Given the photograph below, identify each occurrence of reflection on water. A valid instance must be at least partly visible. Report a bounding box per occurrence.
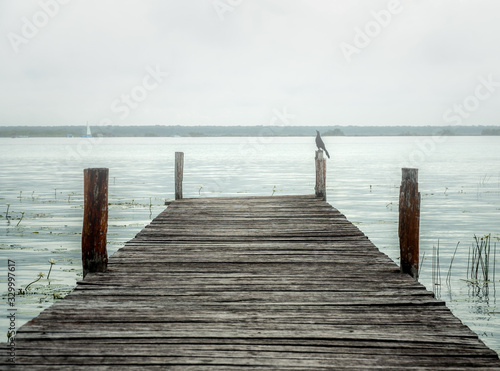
[0,136,499,354]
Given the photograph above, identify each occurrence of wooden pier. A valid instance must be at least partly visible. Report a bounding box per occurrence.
[4,194,500,369]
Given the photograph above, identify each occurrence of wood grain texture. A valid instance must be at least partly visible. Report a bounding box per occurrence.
[399,168,420,279]
[3,194,499,369]
[315,150,326,200]
[175,152,184,200]
[81,168,108,278]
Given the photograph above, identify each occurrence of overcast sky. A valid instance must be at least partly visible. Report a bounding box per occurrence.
[1,0,500,127]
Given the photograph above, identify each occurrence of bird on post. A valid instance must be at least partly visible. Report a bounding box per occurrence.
[315,130,330,159]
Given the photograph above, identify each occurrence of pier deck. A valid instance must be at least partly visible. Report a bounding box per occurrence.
[5,195,500,369]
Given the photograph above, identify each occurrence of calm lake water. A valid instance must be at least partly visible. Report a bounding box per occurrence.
[1,136,499,354]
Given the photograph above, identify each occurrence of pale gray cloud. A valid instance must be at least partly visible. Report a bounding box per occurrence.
[1,0,500,126]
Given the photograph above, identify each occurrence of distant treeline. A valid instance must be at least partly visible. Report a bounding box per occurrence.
[1,125,500,137]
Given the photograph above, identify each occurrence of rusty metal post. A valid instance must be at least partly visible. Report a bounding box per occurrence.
[175,152,184,200]
[82,168,109,278]
[399,168,420,279]
[315,150,326,200]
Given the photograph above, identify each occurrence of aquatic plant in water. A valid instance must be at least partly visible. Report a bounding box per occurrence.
[432,240,441,287]
[47,259,56,279]
[418,251,425,278]
[431,241,442,298]
[446,242,460,286]
[24,272,45,292]
[16,212,25,227]
[467,234,496,282]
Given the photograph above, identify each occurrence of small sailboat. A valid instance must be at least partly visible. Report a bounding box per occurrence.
[82,123,92,138]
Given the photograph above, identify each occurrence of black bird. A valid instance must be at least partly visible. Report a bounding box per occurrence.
[315,130,330,159]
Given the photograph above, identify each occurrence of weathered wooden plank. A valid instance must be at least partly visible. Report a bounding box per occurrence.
[31,309,462,325]
[8,354,500,369]
[10,343,495,357]
[13,336,492,348]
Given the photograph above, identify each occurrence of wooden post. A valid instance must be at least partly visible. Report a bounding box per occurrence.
[315,150,326,200]
[175,152,184,200]
[82,168,109,278]
[399,168,420,279]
